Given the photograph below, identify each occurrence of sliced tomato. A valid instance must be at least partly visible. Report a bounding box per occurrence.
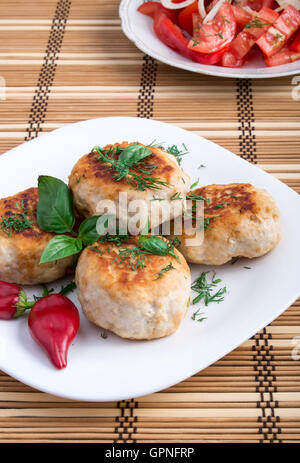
[138,2,178,23]
[226,6,278,59]
[233,0,274,12]
[178,0,199,35]
[290,30,300,52]
[257,6,300,57]
[221,50,245,66]
[256,26,286,56]
[187,3,236,54]
[246,7,279,40]
[232,5,253,26]
[230,31,256,58]
[264,46,300,66]
[155,14,224,63]
[274,5,300,37]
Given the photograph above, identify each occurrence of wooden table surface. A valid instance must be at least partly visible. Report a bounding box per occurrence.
[0,0,299,443]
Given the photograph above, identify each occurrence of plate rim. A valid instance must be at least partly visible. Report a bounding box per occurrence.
[119,0,300,79]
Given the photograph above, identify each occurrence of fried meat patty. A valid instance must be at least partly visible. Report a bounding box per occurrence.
[172,183,281,265]
[75,237,191,340]
[69,142,190,229]
[0,187,75,284]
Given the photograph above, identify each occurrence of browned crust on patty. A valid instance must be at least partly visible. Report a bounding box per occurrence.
[69,141,179,192]
[0,187,52,240]
[85,236,189,294]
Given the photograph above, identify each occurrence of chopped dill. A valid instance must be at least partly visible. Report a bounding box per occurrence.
[190,179,199,190]
[0,201,34,237]
[166,143,189,166]
[187,192,211,203]
[191,308,207,322]
[93,144,170,191]
[153,262,175,280]
[170,192,183,201]
[191,271,227,306]
[245,18,275,29]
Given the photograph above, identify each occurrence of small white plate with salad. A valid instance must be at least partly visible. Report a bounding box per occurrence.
[120,0,300,78]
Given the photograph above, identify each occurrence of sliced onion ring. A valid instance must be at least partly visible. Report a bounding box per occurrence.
[161,0,195,9]
[275,0,300,11]
[203,0,228,24]
[198,0,206,18]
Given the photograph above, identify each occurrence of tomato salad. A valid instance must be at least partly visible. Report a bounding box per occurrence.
[137,0,300,67]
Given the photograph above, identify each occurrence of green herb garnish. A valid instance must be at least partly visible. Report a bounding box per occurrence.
[190,179,199,190]
[187,192,211,203]
[93,144,170,191]
[170,192,183,201]
[153,262,175,280]
[166,143,189,166]
[100,330,108,339]
[245,18,275,29]
[0,201,34,237]
[191,308,207,322]
[37,175,114,263]
[191,271,227,306]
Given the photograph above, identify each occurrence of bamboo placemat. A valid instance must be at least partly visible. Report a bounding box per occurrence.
[0,0,299,443]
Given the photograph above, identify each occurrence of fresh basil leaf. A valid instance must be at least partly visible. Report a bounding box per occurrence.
[78,216,102,246]
[117,144,152,169]
[40,235,82,264]
[37,176,75,234]
[138,236,169,256]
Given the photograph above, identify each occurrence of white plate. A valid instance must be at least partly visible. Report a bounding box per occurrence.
[120,0,300,79]
[0,116,299,401]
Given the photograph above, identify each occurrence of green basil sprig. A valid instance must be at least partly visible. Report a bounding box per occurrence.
[37,176,75,233]
[138,235,179,261]
[37,175,114,264]
[117,143,152,169]
[40,235,83,263]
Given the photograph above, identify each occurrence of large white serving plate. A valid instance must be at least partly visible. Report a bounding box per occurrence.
[0,116,299,401]
[120,0,300,79]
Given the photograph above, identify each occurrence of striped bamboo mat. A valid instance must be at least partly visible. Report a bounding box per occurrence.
[0,0,299,443]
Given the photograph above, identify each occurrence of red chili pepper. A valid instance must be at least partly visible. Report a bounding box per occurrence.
[28,294,80,369]
[0,280,35,320]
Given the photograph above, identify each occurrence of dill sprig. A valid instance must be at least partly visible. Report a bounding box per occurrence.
[147,140,189,166]
[187,192,211,203]
[166,143,189,166]
[153,262,175,280]
[117,245,150,271]
[185,192,215,229]
[0,201,34,237]
[170,192,183,201]
[245,18,275,29]
[191,271,227,306]
[93,144,170,191]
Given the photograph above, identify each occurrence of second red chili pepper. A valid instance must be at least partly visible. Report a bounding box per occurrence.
[0,280,35,320]
[28,294,80,370]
